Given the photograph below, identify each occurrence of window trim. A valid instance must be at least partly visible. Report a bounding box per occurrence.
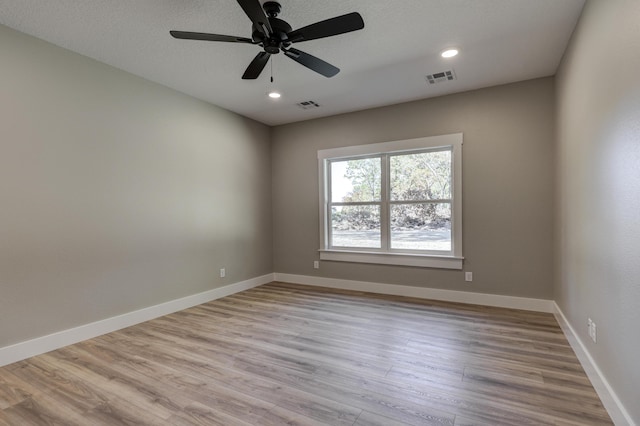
[318,133,463,270]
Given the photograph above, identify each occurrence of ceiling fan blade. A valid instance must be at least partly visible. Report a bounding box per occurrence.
[237,0,273,37]
[287,12,364,43]
[284,48,339,78]
[242,51,271,79]
[170,31,253,43]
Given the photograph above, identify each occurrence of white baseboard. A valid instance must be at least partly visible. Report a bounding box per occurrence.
[273,273,554,313]
[553,303,635,426]
[0,273,275,368]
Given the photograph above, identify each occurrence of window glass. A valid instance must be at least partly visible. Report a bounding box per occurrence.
[390,150,451,201]
[390,203,451,251]
[331,205,381,248]
[331,158,381,203]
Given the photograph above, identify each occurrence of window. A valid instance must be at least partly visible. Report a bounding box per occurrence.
[318,134,463,269]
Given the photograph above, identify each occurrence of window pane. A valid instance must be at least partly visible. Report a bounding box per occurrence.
[331,158,381,202]
[390,150,451,201]
[390,203,451,251]
[331,205,381,248]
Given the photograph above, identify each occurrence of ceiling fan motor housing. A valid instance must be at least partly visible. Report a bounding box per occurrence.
[263,1,281,17]
[252,2,292,54]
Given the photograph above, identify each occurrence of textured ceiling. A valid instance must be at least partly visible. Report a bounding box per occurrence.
[0,0,585,125]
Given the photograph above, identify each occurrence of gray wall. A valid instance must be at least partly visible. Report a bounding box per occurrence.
[272,78,556,299]
[0,25,272,347]
[555,0,640,422]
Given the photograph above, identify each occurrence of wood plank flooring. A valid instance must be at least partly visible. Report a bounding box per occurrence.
[0,282,612,425]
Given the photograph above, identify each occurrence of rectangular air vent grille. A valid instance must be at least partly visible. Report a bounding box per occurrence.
[425,69,456,85]
[296,100,321,110]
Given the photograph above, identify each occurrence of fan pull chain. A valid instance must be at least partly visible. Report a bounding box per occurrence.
[267,56,281,99]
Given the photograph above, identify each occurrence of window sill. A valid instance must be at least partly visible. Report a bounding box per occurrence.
[319,250,463,270]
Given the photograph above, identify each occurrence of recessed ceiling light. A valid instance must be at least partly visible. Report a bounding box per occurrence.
[268,91,281,99]
[441,49,459,58]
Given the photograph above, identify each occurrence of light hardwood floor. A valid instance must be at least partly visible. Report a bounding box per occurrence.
[0,282,612,425]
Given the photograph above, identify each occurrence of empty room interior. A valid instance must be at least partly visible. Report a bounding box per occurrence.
[1,0,639,425]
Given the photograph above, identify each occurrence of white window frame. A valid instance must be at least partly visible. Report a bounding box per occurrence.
[318,133,463,269]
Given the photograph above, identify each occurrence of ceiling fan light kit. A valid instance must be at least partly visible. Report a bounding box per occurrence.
[171,0,365,80]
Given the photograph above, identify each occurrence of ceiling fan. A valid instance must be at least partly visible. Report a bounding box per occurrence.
[170,0,364,79]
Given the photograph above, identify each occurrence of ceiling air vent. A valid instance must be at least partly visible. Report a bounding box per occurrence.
[296,100,321,110]
[425,69,456,85]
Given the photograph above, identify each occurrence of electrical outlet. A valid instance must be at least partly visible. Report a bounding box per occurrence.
[220,268,225,278]
[313,261,320,269]
[587,318,597,343]
[465,272,473,282]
